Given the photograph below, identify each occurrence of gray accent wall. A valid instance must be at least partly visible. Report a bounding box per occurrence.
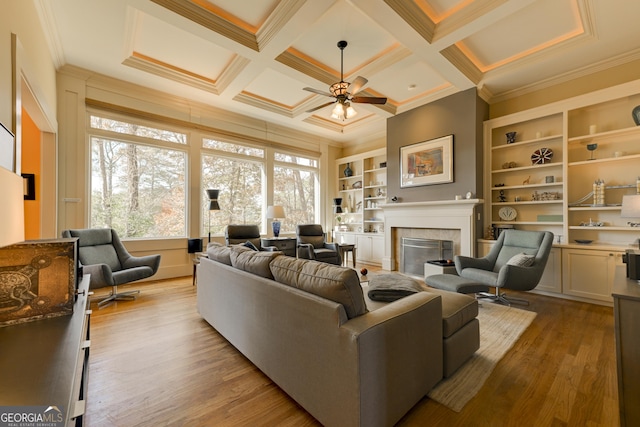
[386,88,488,203]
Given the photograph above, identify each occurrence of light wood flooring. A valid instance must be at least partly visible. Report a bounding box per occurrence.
[85,267,618,427]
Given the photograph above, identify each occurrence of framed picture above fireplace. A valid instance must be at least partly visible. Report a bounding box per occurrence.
[400,134,453,187]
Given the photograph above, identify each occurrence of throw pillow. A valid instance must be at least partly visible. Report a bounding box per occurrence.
[506,252,535,267]
[230,245,280,279]
[270,257,367,319]
[206,244,232,265]
[244,241,259,251]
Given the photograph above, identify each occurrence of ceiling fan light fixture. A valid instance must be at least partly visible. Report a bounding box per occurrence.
[330,81,349,97]
[331,102,344,119]
[345,102,357,119]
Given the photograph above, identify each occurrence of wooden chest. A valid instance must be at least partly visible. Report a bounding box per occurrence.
[0,238,78,326]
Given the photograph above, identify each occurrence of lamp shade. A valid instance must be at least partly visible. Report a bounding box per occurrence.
[267,205,285,219]
[207,189,220,210]
[621,194,640,218]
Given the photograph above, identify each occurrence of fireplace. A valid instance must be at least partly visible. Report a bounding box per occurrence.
[380,199,483,271]
[401,238,453,276]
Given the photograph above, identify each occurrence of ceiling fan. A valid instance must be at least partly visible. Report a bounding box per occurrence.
[304,40,387,120]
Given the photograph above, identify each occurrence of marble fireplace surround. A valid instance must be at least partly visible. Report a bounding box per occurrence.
[380,199,483,271]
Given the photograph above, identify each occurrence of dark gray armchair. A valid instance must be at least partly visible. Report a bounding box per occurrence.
[296,224,341,265]
[455,229,553,305]
[61,228,161,307]
[224,225,277,251]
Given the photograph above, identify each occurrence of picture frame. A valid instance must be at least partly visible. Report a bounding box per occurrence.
[400,134,453,187]
[0,121,15,173]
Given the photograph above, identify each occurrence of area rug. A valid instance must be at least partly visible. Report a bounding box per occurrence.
[427,302,537,412]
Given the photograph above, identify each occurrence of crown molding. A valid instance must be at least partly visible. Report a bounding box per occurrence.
[150,0,259,51]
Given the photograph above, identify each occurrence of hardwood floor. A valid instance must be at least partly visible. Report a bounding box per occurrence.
[85,268,618,427]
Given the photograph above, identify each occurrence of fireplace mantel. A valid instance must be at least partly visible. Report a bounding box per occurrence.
[380,199,483,271]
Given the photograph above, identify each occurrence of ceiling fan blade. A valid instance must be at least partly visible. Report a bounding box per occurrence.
[349,76,368,95]
[352,96,387,105]
[305,101,335,113]
[303,87,333,97]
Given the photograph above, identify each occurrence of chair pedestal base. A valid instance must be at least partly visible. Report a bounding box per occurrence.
[476,290,529,307]
[96,286,140,308]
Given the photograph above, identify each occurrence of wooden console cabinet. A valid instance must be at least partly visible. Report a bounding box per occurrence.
[0,275,91,426]
[261,237,297,257]
[612,268,640,426]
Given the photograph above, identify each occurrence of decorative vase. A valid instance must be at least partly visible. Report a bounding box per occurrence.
[505,132,517,144]
[344,163,353,177]
[632,105,640,126]
[272,220,281,238]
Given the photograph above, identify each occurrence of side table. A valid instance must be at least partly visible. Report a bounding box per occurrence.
[193,252,208,285]
[338,243,356,268]
[261,237,297,257]
[424,260,457,280]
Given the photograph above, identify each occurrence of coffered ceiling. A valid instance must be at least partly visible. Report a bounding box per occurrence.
[37,0,640,143]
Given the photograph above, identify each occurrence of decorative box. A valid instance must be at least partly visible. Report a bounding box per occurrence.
[0,238,78,326]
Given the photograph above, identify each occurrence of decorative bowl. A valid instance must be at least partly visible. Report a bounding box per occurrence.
[574,239,593,244]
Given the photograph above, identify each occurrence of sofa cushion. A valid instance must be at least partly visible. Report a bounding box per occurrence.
[270,256,367,319]
[230,246,281,279]
[206,243,232,266]
[423,288,479,338]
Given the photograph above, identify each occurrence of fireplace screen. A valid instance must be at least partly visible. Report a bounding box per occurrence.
[401,237,453,277]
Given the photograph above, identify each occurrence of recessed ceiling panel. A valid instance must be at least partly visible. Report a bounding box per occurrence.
[457,0,583,71]
[134,12,236,80]
[289,1,396,77]
[244,68,311,107]
[194,0,279,31]
[367,56,448,103]
[415,0,474,23]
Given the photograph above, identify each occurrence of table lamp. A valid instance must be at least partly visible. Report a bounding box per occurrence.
[267,205,285,237]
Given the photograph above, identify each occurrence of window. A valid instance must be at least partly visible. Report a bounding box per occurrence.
[90,115,187,144]
[202,139,264,236]
[90,116,187,238]
[273,151,318,233]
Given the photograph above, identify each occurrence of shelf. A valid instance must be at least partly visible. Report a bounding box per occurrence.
[364,220,384,223]
[364,184,385,189]
[569,226,637,231]
[568,125,640,144]
[365,196,386,200]
[494,200,563,206]
[492,221,563,225]
[339,188,360,193]
[364,167,387,173]
[492,182,563,191]
[492,162,561,174]
[492,134,562,150]
[568,153,640,166]
[364,207,382,211]
[569,206,621,211]
[339,174,363,181]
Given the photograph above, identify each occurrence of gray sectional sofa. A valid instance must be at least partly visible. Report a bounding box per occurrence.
[197,245,479,427]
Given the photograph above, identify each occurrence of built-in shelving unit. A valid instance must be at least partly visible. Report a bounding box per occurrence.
[482,79,640,305]
[335,148,386,265]
[336,148,386,234]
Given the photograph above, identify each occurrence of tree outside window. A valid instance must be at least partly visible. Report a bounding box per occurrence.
[201,142,264,235]
[274,152,318,233]
[90,137,186,238]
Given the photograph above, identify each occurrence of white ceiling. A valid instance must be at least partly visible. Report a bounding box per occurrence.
[36,0,640,144]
